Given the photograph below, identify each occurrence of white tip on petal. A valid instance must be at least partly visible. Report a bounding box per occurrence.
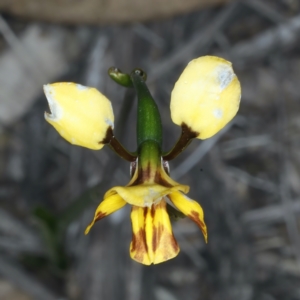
[43,84,63,121]
[217,64,235,91]
[76,84,88,91]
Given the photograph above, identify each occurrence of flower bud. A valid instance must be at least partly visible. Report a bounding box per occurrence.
[170,56,241,139]
[44,82,114,150]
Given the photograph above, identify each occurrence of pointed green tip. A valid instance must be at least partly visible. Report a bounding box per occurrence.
[108,67,133,87]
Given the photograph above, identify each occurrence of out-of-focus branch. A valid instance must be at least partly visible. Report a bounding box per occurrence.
[0,0,233,24]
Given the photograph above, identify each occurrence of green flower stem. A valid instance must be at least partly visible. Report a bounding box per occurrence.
[130,69,162,149]
[139,139,161,169]
[163,123,197,161]
[138,139,161,183]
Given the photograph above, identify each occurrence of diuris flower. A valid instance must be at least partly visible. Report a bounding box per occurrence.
[44,56,241,265]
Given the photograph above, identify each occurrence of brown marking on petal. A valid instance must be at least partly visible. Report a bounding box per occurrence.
[143,207,148,224]
[131,207,148,253]
[100,126,113,144]
[152,223,179,256]
[181,122,198,139]
[140,162,152,183]
[130,231,137,252]
[150,205,155,219]
[170,233,179,253]
[152,227,157,253]
[130,227,148,262]
[154,226,180,263]
[95,211,107,222]
[130,162,155,186]
[188,210,206,231]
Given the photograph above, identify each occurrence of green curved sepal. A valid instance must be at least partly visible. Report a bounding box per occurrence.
[108,67,133,88]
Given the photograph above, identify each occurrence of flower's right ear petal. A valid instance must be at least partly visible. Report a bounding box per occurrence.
[44,83,114,150]
[169,192,207,243]
[170,56,241,139]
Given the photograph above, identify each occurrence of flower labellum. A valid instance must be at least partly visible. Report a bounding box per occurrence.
[44,82,114,150]
[170,56,241,139]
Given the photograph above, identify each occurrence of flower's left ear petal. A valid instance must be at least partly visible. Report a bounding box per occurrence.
[169,192,208,243]
[170,56,241,139]
[44,82,114,150]
[85,194,126,235]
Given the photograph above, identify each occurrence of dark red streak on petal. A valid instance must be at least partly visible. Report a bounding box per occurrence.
[170,234,179,253]
[130,228,148,262]
[150,205,155,219]
[130,162,152,186]
[188,210,206,231]
[131,207,148,254]
[95,211,107,222]
[152,220,179,255]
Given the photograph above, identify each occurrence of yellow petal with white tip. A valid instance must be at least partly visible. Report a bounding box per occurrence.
[44,82,114,150]
[170,56,241,139]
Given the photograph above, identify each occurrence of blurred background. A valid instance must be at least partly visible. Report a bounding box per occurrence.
[0,0,300,299]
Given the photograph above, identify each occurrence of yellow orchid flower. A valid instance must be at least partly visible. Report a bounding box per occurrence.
[44,56,240,265]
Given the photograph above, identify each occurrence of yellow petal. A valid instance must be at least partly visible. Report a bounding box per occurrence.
[104,184,189,207]
[169,192,208,243]
[44,82,114,150]
[170,56,241,139]
[130,201,179,265]
[129,206,151,265]
[85,194,126,234]
[150,200,180,264]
